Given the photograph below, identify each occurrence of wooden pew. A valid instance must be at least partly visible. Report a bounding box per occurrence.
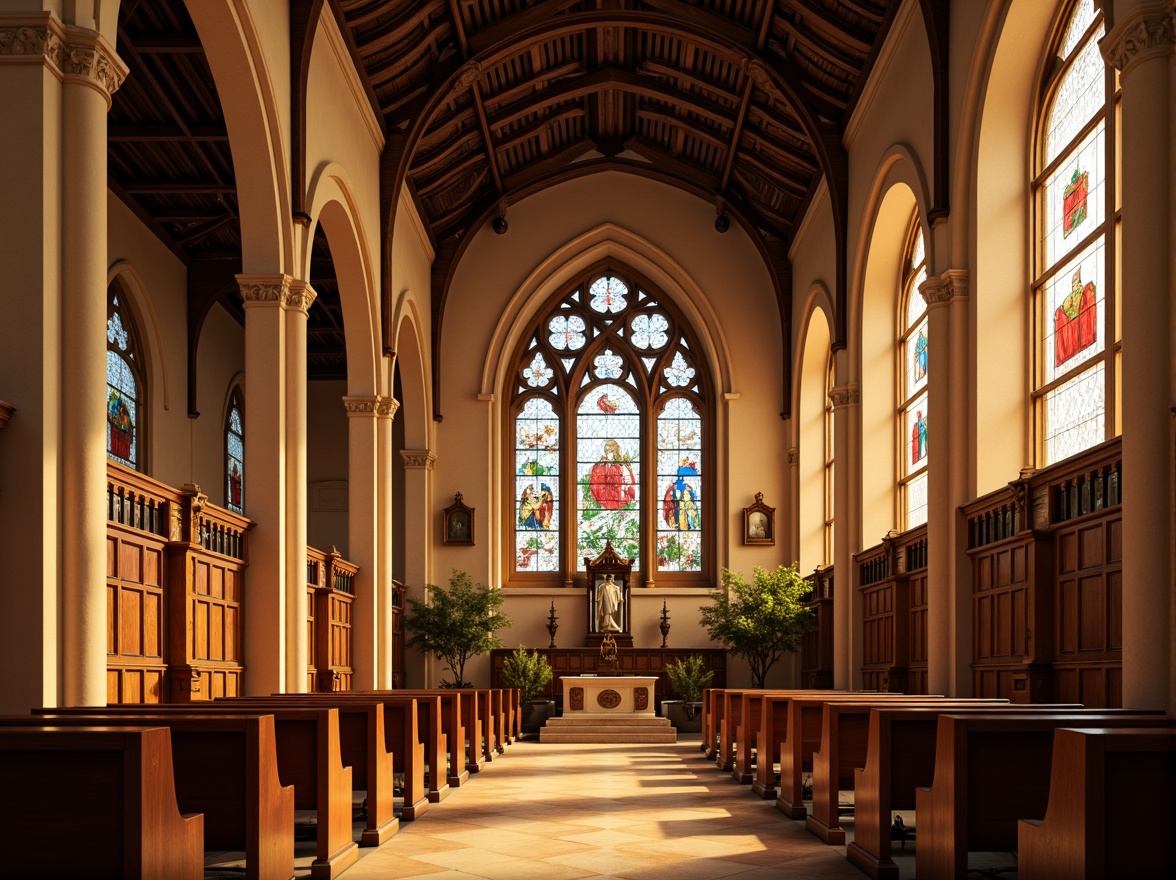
[1,713,294,880]
[37,704,359,880]
[215,697,398,845]
[774,694,943,819]
[701,687,723,759]
[368,689,470,788]
[914,713,1174,880]
[846,707,1163,880]
[732,689,848,784]
[1018,727,1176,880]
[805,699,1020,844]
[0,725,204,880]
[224,692,444,811]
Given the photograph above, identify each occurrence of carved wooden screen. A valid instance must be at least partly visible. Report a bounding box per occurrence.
[107,465,170,702]
[801,565,834,689]
[307,546,356,691]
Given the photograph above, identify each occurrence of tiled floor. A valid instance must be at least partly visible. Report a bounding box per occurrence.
[318,736,865,880]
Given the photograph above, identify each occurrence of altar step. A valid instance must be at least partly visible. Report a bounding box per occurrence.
[539,714,678,744]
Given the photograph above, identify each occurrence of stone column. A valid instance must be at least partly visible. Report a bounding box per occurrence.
[284,281,314,692]
[829,380,861,689]
[920,270,970,697]
[1100,3,1174,712]
[238,275,314,694]
[786,445,800,565]
[0,16,125,709]
[376,397,399,687]
[401,449,435,687]
[343,395,382,691]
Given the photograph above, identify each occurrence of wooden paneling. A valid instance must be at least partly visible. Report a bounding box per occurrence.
[108,462,251,703]
[308,546,356,692]
[856,527,926,694]
[964,438,1121,706]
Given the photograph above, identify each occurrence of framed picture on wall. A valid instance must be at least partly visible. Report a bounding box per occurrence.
[442,492,474,545]
[743,492,775,545]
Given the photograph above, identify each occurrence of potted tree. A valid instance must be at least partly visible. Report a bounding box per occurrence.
[699,563,814,688]
[404,569,512,687]
[500,645,555,736]
[662,655,714,732]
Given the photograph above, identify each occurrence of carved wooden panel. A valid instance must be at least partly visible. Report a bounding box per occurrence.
[107,523,168,703]
[907,571,929,694]
[860,581,894,692]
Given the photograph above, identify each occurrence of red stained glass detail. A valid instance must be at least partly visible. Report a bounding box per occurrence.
[1054,271,1097,367]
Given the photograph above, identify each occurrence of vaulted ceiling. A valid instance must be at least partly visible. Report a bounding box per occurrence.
[341,0,896,244]
[107,0,904,405]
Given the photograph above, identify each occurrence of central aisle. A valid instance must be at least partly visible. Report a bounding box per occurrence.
[340,738,863,880]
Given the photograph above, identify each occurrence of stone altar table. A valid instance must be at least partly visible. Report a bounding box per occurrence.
[543,675,675,742]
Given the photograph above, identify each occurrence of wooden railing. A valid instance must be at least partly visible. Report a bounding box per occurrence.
[963,437,1122,706]
[307,546,356,692]
[801,566,835,688]
[106,463,251,703]
[854,524,929,694]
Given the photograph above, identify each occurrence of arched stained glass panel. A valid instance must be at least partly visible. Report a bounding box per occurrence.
[515,397,560,572]
[656,397,701,572]
[577,383,640,569]
[106,288,144,470]
[899,222,928,528]
[1034,0,1116,465]
[226,389,244,513]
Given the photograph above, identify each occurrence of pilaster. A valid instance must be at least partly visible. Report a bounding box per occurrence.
[828,380,861,689]
[919,269,971,696]
[401,449,435,685]
[343,395,383,690]
[1100,2,1174,711]
[376,397,399,687]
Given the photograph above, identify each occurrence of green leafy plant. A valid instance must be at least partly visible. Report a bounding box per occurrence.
[404,570,513,688]
[500,645,554,702]
[699,563,814,688]
[665,655,714,703]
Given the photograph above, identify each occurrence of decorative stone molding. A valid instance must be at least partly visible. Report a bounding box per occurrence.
[237,275,316,313]
[828,384,860,407]
[401,449,436,470]
[343,396,379,415]
[919,269,969,308]
[238,274,291,304]
[1100,5,1175,73]
[344,395,398,419]
[787,447,800,465]
[0,17,126,103]
[746,59,777,96]
[284,279,317,313]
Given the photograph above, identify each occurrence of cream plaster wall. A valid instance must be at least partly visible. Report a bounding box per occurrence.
[797,308,831,572]
[192,305,245,508]
[106,193,190,488]
[307,378,350,554]
[305,11,382,290]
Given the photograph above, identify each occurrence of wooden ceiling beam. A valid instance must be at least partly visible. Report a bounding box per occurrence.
[108,124,229,142]
[635,109,727,152]
[414,128,483,176]
[740,128,818,176]
[415,149,484,197]
[121,180,238,194]
[794,0,874,52]
[495,106,585,154]
[131,34,204,53]
[466,0,585,56]
[176,213,237,246]
[739,149,810,196]
[447,0,503,196]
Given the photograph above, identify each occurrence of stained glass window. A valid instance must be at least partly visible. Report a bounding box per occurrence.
[515,397,560,572]
[225,388,244,513]
[824,355,835,565]
[508,268,709,583]
[577,383,641,567]
[106,285,144,470]
[656,397,702,572]
[1034,0,1117,465]
[899,219,929,528]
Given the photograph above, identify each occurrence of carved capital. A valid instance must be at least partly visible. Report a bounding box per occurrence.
[343,396,379,415]
[377,397,400,419]
[828,384,860,407]
[61,28,126,101]
[237,274,291,304]
[787,447,800,465]
[0,20,63,70]
[919,269,969,308]
[1100,5,1175,73]
[284,279,316,313]
[401,449,436,470]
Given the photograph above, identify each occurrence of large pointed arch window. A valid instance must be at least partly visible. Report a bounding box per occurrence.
[1033,0,1119,464]
[509,267,709,584]
[225,386,245,514]
[899,219,929,528]
[106,283,145,470]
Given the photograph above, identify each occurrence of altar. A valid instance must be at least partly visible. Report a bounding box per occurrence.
[560,675,659,716]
